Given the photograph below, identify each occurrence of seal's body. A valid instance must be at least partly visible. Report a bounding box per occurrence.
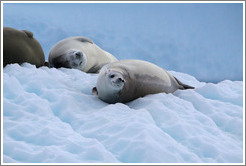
[3,27,45,67]
[92,60,194,104]
[48,36,118,73]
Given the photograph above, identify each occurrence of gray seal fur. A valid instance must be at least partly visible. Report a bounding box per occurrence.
[3,27,45,67]
[92,60,194,104]
[48,36,118,73]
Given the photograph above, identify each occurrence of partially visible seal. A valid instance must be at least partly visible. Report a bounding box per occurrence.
[3,27,45,67]
[92,60,194,104]
[48,36,118,73]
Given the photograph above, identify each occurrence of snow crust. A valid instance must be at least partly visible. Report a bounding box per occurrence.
[3,63,243,163]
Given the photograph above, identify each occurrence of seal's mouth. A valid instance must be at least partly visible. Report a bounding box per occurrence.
[112,81,123,87]
[110,79,125,89]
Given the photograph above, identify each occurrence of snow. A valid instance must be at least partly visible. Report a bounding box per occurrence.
[2,63,244,163]
[2,2,244,164]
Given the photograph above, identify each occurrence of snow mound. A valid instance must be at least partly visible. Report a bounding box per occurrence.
[2,64,243,163]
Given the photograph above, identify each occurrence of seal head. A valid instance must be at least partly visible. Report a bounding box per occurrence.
[93,66,126,104]
[51,49,87,70]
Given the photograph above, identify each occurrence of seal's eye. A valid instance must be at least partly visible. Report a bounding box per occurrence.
[110,74,115,78]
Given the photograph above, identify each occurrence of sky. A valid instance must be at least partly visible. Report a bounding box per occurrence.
[2,2,244,82]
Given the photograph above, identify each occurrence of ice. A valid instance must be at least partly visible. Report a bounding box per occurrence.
[2,63,243,163]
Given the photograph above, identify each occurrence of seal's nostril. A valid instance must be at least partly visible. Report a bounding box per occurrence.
[75,52,82,59]
[118,78,125,83]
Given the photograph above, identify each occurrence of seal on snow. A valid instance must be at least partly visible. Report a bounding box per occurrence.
[48,36,118,73]
[3,27,45,67]
[92,59,194,104]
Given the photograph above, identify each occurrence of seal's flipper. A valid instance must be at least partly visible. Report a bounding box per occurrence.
[174,76,195,90]
[87,63,107,73]
[92,87,98,96]
[22,30,33,38]
[77,37,93,44]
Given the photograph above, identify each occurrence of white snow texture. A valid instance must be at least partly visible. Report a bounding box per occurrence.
[3,63,243,163]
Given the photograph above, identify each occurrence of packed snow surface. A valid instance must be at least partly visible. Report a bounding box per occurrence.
[3,63,243,163]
